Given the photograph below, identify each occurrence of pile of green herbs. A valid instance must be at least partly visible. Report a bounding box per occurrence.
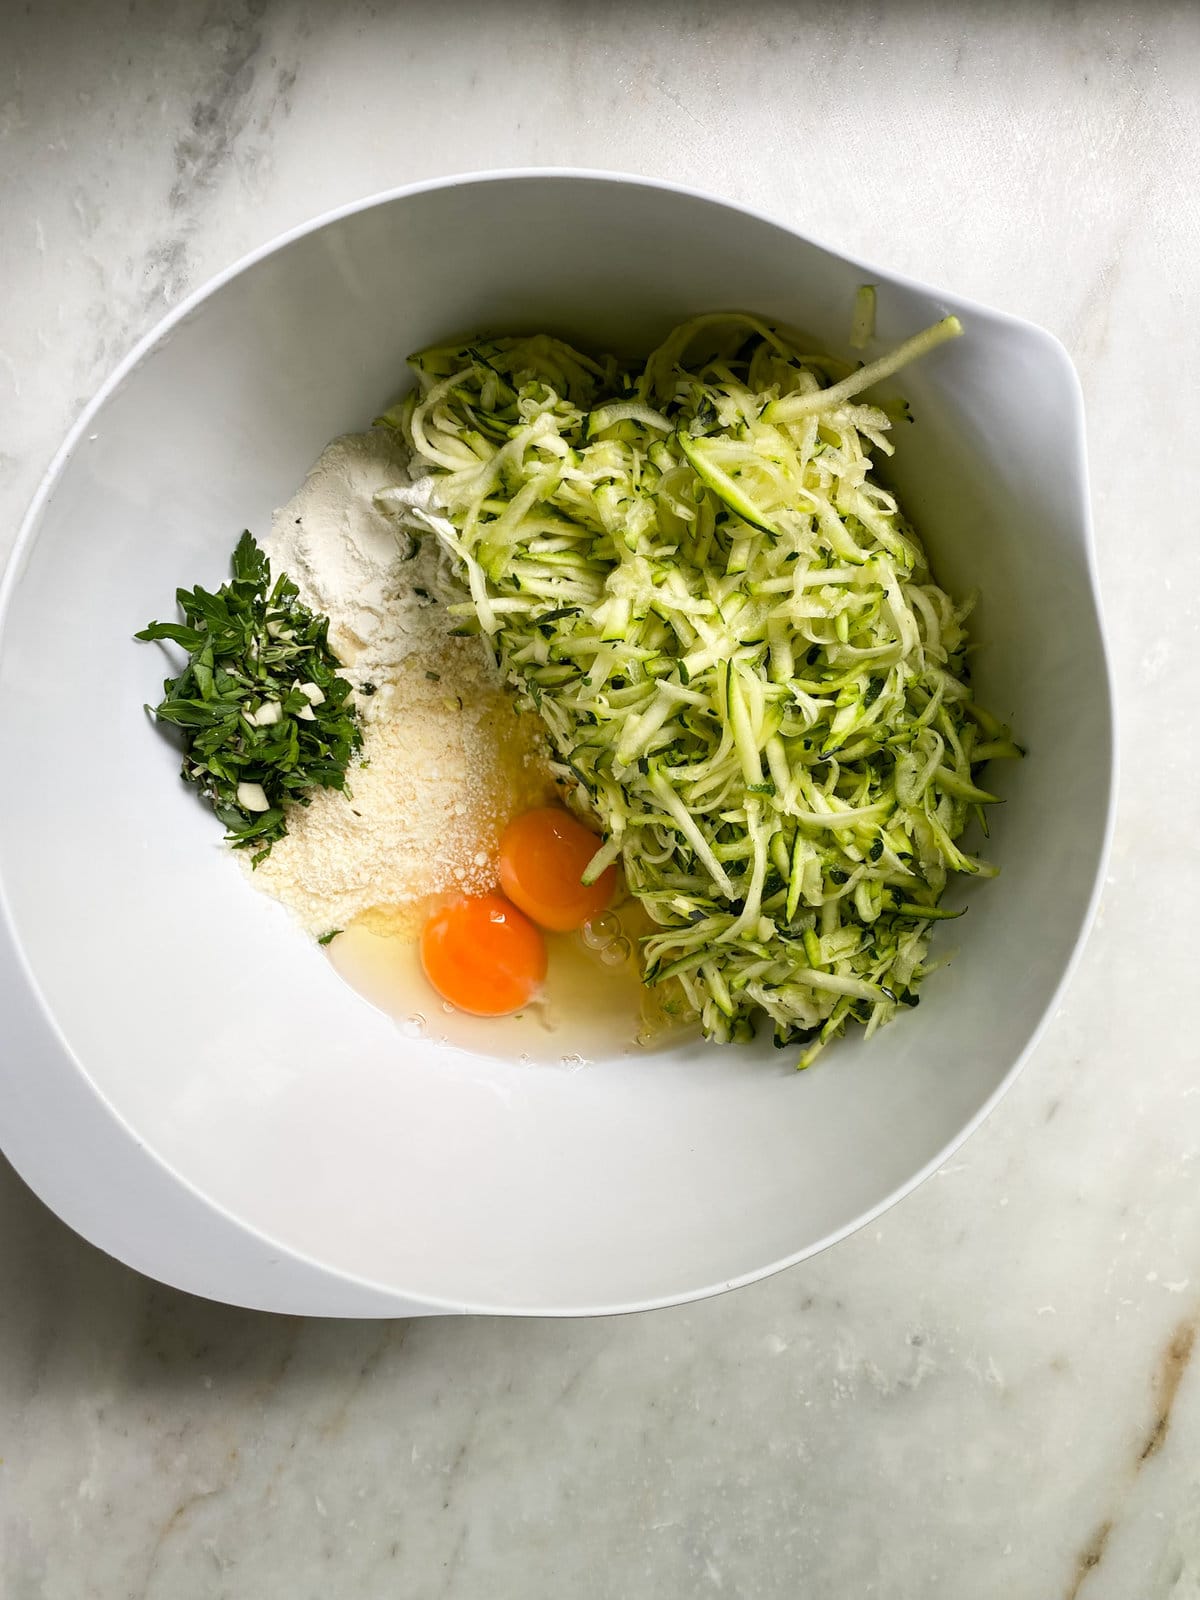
[137,532,361,863]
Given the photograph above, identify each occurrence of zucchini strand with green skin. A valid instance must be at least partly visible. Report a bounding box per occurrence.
[378,312,1018,1066]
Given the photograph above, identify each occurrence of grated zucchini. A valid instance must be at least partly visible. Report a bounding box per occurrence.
[377,314,1019,1066]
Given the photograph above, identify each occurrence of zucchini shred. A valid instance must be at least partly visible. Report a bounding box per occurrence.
[376,313,1021,1068]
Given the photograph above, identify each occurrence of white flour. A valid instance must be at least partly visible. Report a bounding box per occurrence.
[262,430,447,711]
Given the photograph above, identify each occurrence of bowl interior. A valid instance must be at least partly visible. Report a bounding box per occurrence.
[0,176,1111,1312]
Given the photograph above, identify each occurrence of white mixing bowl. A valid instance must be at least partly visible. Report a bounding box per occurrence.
[0,172,1114,1316]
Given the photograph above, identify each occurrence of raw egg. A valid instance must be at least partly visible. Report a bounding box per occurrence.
[420,893,547,1017]
[499,807,617,932]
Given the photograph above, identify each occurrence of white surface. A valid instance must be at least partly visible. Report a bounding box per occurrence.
[0,171,1113,1317]
[1,1,1198,1593]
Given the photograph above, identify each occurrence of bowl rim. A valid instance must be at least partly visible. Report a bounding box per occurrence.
[0,166,1118,1317]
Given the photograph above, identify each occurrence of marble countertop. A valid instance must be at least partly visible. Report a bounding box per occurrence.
[3,3,1199,1595]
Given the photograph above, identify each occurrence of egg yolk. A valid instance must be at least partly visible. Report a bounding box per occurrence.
[420,893,547,1017]
[498,806,617,933]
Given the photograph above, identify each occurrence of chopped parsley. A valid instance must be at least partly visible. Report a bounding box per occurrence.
[136,531,362,863]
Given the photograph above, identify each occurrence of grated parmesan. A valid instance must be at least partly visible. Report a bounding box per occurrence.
[247,432,552,934]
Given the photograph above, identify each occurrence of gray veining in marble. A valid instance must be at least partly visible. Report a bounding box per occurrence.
[3,2,1200,1595]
